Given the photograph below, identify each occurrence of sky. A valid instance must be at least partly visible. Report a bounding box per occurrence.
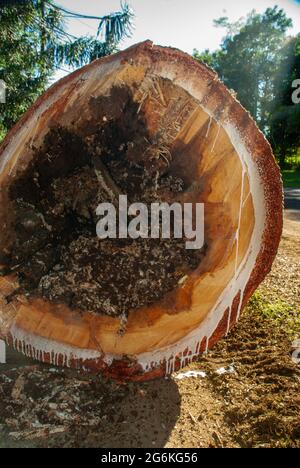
[53,0,300,80]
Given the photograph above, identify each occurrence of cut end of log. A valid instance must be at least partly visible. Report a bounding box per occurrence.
[0,42,283,381]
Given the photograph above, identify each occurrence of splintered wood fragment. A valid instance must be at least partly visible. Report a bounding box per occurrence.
[91,155,122,203]
[11,374,25,400]
[152,79,167,107]
[9,426,68,440]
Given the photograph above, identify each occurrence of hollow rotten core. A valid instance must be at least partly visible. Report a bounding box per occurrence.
[2,83,205,322]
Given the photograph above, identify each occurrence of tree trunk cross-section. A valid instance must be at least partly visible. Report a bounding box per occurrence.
[0,42,282,381]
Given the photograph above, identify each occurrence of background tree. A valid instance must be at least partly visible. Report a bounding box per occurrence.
[0,0,133,142]
[194,7,293,133]
[269,35,300,167]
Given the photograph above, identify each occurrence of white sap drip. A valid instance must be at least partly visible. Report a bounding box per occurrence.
[211,124,221,153]
[28,116,41,150]
[226,168,247,334]
[235,170,246,276]
[242,191,251,208]
[11,324,102,367]
[205,116,212,138]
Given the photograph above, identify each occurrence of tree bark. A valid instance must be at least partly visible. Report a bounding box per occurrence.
[0,42,283,381]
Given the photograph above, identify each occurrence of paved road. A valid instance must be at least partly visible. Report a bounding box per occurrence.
[284,188,300,222]
[284,188,300,211]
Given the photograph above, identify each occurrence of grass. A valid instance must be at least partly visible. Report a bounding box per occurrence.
[280,153,300,188]
[249,290,300,337]
[281,169,300,188]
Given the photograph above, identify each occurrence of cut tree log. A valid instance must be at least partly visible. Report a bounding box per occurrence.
[0,42,282,381]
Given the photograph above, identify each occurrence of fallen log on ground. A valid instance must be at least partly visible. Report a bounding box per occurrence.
[0,41,282,380]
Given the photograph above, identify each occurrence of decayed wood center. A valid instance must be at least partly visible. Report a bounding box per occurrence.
[0,42,282,380]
